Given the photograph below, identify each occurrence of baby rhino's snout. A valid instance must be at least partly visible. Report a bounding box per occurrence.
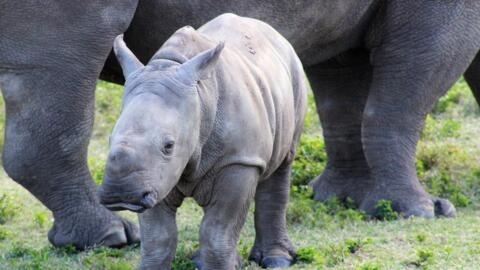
[98,144,156,213]
[105,145,139,178]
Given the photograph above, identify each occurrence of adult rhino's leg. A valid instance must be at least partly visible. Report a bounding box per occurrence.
[0,68,140,249]
[194,165,258,270]
[360,1,480,218]
[307,50,373,205]
[249,160,295,268]
[0,1,140,248]
[465,50,480,103]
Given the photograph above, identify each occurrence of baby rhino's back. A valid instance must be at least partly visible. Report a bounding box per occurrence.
[198,13,299,75]
[199,13,307,178]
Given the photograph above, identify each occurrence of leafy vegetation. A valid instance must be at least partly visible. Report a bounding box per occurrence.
[291,134,327,186]
[296,246,325,264]
[374,200,399,221]
[0,193,17,224]
[0,78,480,269]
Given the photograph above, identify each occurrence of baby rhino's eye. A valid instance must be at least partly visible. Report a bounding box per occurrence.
[162,140,175,155]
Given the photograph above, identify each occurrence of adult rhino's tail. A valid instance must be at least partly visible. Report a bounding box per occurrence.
[465,50,480,105]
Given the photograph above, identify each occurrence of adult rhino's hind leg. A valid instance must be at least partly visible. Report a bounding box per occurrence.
[360,0,480,218]
[249,160,295,268]
[307,50,373,205]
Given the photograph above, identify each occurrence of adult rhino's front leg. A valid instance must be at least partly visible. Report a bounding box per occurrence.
[360,1,480,218]
[0,0,140,248]
[0,68,139,249]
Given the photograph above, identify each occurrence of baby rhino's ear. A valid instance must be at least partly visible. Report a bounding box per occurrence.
[113,35,144,79]
[177,42,224,85]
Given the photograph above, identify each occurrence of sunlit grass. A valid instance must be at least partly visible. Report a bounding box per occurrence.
[0,78,480,269]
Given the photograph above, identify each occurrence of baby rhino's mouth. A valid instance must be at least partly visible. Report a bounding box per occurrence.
[102,192,157,213]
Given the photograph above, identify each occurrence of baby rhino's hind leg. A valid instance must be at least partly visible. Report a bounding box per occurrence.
[249,159,296,268]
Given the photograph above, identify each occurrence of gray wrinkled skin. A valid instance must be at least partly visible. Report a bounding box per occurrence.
[0,1,141,249]
[1,0,480,251]
[99,0,480,219]
[99,14,307,269]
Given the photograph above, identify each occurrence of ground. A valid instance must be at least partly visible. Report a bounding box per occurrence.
[1,79,480,269]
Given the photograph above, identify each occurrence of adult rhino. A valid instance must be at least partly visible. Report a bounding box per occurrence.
[1,0,480,248]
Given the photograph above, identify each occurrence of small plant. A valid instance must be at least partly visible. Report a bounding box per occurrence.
[34,211,49,228]
[438,119,461,138]
[443,245,453,259]
[7,245,53,269]
[7,246,33,258]
[91,246,127,258]
[416,139,476,207]
[237,239,250,260]
[172,256,196,270]
[291,134,327,186]
[83,257,132,270]
[0,227,10,241]
[0,193,17,224]
[345,238,362,254]
[374,199,398,221]
[356,262,381,270]
[83,247,132,270]
[412,247,434,269]
[415,233,427,243]
[287,193,321,226]
[55,244,79,256]
[296,246,325,264]
[322,243,348,267]
[288,187,366,228]
[432,82,463,115]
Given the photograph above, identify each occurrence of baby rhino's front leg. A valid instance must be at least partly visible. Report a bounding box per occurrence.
[193,165,259,270]
[138,195,183,269]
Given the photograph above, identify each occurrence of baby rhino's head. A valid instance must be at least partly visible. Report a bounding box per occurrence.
[99,35,223,212]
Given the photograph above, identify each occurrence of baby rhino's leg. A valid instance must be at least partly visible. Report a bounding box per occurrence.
[249,160,295,268]
[194,165,258,270]
[138,188,184,269]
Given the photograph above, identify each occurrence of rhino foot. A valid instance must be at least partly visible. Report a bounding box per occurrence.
[310,168,373,205]
[360,188,456,219]
[260,256,293,268]
[191,249,243,269]
[48,205,139,250]
[434,197,456,217]
[249,244,295,269]
[311,169,456,218]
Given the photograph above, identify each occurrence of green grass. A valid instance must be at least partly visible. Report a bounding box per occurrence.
[1,79,480,269]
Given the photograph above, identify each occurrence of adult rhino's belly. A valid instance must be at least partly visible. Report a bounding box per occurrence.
[100,0,377,82]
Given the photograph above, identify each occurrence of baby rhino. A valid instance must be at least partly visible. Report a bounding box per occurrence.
[99,13,307,270]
